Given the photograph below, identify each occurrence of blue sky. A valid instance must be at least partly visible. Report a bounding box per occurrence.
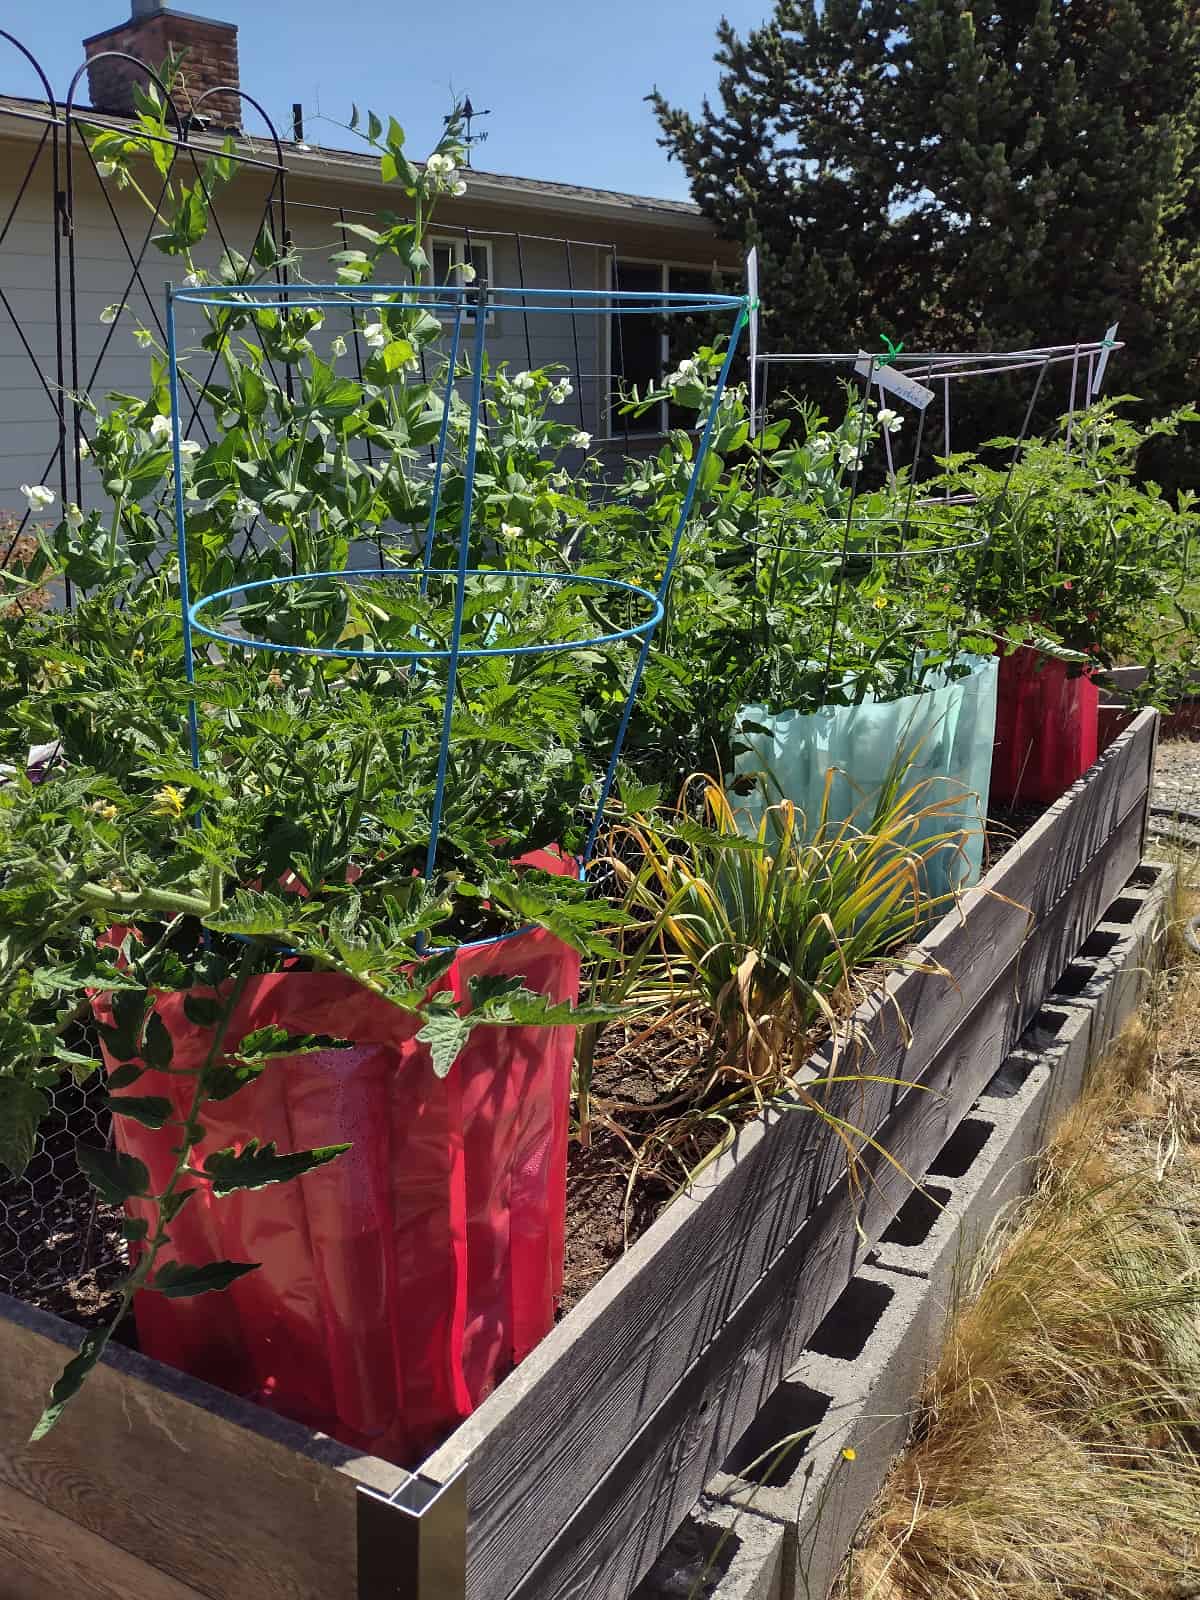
[11,1,770,199]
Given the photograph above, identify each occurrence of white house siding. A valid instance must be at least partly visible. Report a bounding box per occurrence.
[0,117,735,537]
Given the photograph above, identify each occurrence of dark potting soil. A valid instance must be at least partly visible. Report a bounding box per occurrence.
[4,808,1047,1336]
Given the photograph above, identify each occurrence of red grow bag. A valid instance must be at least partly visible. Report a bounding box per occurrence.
[93,849,580,1466]
[992,646,1099,807]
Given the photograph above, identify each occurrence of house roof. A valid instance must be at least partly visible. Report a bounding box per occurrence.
[0,91,717,236]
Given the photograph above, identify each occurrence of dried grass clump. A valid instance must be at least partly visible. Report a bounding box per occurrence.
[838,883,1200,1600]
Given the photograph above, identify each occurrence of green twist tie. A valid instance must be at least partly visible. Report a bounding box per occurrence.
[873,333,904,370]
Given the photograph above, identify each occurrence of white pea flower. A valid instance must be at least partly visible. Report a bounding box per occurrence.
[500,522,522,538]
[20,484,55,513]
[232,496,257,529]
[426,152,457,177]
[550,380,574,405]
[182,271,205,288]
[178,439,202,458]
[570,430,592,449]
[77,435,90,458]
[99,303,123,325]
[362,322,386,349]
[149,414,172,442]
[65,502,84,529]
[96,160,117,179]
[457,262,477,283]
[511,371,536,392]
[134,327,154,349]
[330,334,347,358]
[837,439,864,468]
[877,408,903,434]
[809,432,833,455]
[451,179,467,197]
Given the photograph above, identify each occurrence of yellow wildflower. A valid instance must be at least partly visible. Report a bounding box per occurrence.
[150,784,187,819]
[841,1446,857,1462]
[872,595,888,610]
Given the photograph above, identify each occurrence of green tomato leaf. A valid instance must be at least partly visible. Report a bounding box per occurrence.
[416,1006,472,1078]
[152,1259,260,1298]
[106,1095,174,1130]
[183,993,223,1027]
[106,1062,144,1091]
[141,1012,174,1071]
[30,1326,111,1440]
[0,1079,49,1178]
[76,1144,151,1205]
[200,1138,350,1196]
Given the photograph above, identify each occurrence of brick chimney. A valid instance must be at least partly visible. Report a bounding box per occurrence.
[84,2,241,130]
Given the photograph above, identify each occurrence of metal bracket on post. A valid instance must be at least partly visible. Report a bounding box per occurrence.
[357,1467,468,1600]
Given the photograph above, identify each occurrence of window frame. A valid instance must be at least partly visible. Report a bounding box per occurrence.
[427,236,496,323]
[603,256,713,439]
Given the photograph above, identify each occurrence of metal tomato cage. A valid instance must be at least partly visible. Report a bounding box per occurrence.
[166,280,749,883]
[744,306,1124,698]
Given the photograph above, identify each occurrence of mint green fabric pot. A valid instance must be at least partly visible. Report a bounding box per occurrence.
[732,655,999,900]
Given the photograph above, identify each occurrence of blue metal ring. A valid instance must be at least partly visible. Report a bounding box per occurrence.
[172,282,747,311]
[171,284,748,319]
[188,567,665,662]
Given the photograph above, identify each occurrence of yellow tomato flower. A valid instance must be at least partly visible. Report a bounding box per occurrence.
[872,595,888,610]
[150,784,187,819]
[89,800,118,822]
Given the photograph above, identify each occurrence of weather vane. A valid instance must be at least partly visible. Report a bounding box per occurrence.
[446,95,491,167]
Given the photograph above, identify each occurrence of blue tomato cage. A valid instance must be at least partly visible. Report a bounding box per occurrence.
[165,281,749,890]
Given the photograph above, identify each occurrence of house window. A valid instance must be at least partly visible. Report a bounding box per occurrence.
[608,261,714,435]
[429,237,494,321]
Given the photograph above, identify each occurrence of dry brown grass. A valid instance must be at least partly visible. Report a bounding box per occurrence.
[836,872,1200,1600]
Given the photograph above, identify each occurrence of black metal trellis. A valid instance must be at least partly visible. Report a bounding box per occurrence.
[0,35,295,1303]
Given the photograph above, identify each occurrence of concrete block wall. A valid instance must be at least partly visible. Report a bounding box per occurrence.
[635,864,1170,1600]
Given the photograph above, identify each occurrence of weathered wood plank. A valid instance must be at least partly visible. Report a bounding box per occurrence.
[0,1479,205,1600]
[0,1294,408,1600]
[515,797,1147,1600]
[419,713,1154,1600]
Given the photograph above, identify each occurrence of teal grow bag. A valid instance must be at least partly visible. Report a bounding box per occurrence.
[732,656,999,901]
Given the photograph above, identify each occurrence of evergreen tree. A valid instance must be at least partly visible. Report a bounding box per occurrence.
[652,1,1200,455]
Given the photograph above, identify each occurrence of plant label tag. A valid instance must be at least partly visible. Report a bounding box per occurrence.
[1090,323,1120,397]
[854,353,935,411]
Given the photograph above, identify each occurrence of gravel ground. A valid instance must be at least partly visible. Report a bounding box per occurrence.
[1154,737,1200,816]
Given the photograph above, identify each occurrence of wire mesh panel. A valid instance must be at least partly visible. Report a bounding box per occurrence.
[747,334,1124,702]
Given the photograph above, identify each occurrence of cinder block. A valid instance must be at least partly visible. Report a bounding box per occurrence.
[1049,864,1170,1054]
[652,865,1174,1600]
[706,1264,933,1600]
[632,1497,786,1600]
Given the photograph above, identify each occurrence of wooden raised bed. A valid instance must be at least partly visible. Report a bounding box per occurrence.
[0,711,1158,1600]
